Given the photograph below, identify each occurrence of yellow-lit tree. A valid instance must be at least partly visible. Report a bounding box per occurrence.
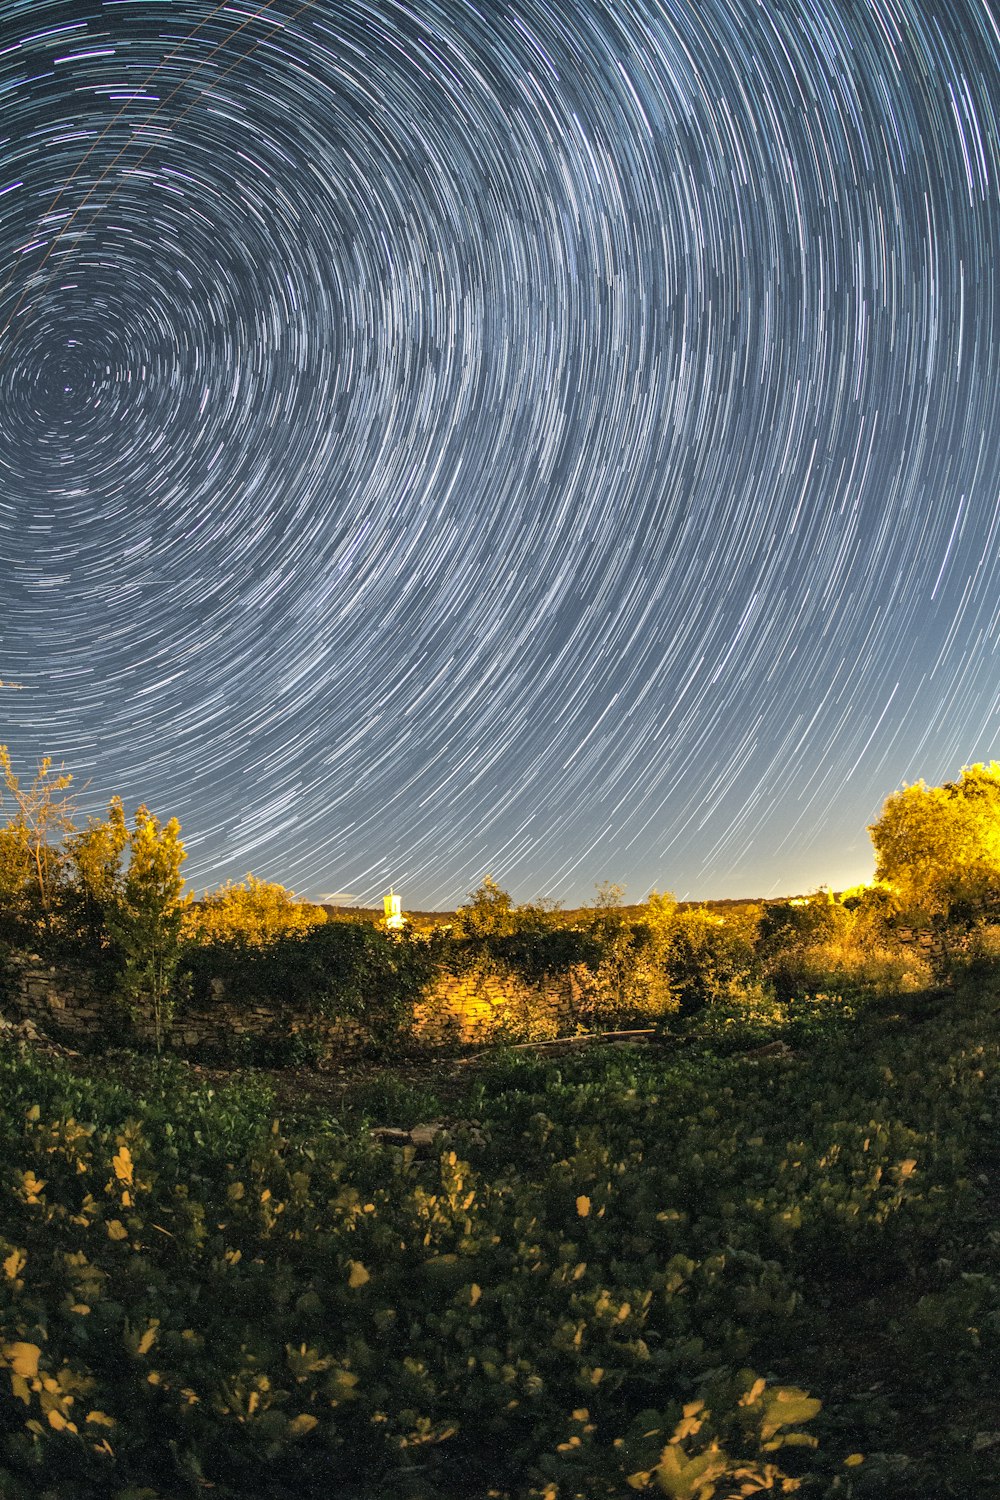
[109,808,188,1052]
[0,747,76,934]
[63,797,129,958]
[868,762,1000,926]
[455,876,518,940]
[183,874,325,949]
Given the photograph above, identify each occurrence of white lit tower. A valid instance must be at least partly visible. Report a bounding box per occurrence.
[383,888,405,932]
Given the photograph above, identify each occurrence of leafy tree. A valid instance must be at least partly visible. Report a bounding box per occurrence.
[588,880,628,938]
[455,876,518,940]
[62,796,129,960]
[756,894,842,978]
[635,888,677,961]
[869,763,1000,927]
[182,874,326,949]
[0,824,32,945]
[495,900,599,982]
[302,921,435,1042]
[583,881,644,1017]
[108,807,188,1052]
[454,879,592,981]
[0,747,76,939]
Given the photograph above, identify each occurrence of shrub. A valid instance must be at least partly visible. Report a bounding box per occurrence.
[758,896,928,1003]
[667,907,756,1015]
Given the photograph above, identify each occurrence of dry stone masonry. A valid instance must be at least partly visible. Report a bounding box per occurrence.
[4,953,584,1059]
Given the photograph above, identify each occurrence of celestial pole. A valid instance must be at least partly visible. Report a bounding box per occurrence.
[1,0,998,906]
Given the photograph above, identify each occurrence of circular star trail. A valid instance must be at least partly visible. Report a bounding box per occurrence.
[1,0,999,904]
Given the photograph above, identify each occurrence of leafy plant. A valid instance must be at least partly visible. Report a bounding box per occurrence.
[107,807,188,1053]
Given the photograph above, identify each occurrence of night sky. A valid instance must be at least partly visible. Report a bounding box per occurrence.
[1,0,998,907]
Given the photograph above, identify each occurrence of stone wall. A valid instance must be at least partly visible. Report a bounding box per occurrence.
[11,957,104,1038]
[413,966,582,1045]
[3,954,583,1059]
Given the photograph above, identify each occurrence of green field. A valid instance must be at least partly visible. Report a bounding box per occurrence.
[1,975,999,1499]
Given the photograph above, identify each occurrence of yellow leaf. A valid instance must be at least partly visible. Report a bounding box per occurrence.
[289,1413,319,1436]
[137,1324,158,1356]
[47,1408,78,1433]
[22,1171,45,1201]
[347,1261,370,1288]
[844,1454,865,1467]
[3,1342,40,1379]
[897,1158,918,1180]
[3,1249,25,1280]
[107,1220,128,1242]
[576,1195,591,1218]
[112,1147,133,1186]
[469,1283,482,1306]
[69,1304,90,1316]
[86,1410,115,1428]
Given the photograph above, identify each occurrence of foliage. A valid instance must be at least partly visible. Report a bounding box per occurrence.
[635,888,678,960]
[184,920,437,1048]
[758,896,930,1004]
[568,881,647,1022]
[107,809,188,1053]
[667,907,757,1016]
[452,880,602,989]
[491,924,602,984]
[60,799,129,966]
[3,967,1000,1496]
[0,750,76,941]
[182,876,326,949]
[455,876,519,940]
[869,762,1000,926]
[960,921,1000,972]
[300,921,437,1040]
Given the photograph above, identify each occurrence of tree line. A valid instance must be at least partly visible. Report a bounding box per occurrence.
[2,745,1000,1056]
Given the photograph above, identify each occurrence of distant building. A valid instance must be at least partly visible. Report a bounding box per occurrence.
[383,889,406,931]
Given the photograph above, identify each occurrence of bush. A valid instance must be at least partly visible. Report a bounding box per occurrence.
[0,943,17,1011]
[490,924,601,982]
[758,897,929,1003]
[667,908,756,1015]
[182,921,437,1048]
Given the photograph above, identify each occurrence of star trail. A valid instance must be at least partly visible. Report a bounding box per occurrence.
[1,0,998,906]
